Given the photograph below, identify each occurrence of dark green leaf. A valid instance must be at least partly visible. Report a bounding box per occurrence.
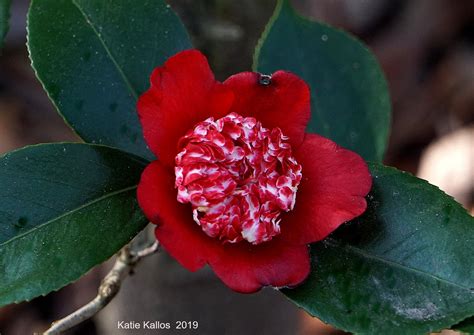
[0,0,10,49]
[27,0,192,160]
[283,163,474,335]
[0,143,148,306]
[254,0,390,161]
[454,317,474,334]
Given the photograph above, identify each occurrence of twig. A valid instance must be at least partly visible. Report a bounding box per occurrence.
[43,241,159,335]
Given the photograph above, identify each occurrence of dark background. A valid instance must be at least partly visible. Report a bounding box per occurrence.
[0,0,472,334]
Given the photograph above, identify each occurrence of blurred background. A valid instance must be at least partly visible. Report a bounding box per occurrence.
[0,0,472,334]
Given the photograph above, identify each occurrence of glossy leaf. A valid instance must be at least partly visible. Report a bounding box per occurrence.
[283,163,474,335]
[0,0,10,48]
[0,143,148,306]
[27,0,192,160]
[254,0,390,162]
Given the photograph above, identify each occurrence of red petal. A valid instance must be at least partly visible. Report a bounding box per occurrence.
[208,239,310,293]
[137,160,310,292]
[281,133,372,244]
[137,161,211,271]
[137,50,234,167]
[224,71,310,148]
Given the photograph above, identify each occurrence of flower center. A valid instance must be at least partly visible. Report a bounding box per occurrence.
[174,113,302,245]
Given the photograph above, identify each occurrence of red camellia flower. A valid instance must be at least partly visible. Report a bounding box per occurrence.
[136,49,372,293]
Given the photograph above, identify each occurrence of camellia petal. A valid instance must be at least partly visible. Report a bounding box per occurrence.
[137,161,210,271]
[224,71,310,148]
[280,133,372,245]
[207,238,310,293]
[137,50,234,167]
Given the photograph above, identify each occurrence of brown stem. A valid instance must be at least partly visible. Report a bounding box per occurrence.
[43,241,159,335]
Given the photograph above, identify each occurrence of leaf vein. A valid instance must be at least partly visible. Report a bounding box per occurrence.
[71,0,138,100]
[325,238,473,292]
[0,185,138,249]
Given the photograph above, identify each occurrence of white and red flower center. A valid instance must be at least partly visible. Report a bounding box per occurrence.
[174,112,302,245]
